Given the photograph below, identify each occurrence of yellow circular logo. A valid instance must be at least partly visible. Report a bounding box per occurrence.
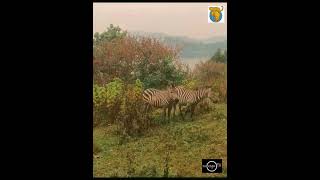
[209,6,223,22]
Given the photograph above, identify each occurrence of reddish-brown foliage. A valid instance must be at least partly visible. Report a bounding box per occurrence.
[93,36,181,85]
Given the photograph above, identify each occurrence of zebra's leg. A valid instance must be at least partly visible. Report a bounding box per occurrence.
[167,107,169,121]
[190,104,196,120]
[173,103,176,118]
[163,107,167,122]
[147,105,153,127]
[179,104,184,120]
[184,105,189,117]
[168,105,172,122]
[149,105,153,127]
[168,107,170,121]
[145,104,150,127]
[144,103,149,114]
[148,104,152,113]
[186,105,193,119]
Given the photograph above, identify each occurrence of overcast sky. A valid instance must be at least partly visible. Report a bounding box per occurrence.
[93,3,227,40]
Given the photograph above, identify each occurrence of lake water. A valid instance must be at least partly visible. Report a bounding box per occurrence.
[181,57,210,70]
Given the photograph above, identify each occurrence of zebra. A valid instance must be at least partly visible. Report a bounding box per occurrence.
[142,86,177,122]
[172,86,213,120]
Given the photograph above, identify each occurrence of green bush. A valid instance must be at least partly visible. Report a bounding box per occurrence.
[93,78,124,126]
[93,78,150,136]
[93,84,107,108]
[136,56,187,89]
[181,78,197,90]
[211,76,226,102]
[117,79,149,136]
[93,25,187,87]
[105,78,124,107]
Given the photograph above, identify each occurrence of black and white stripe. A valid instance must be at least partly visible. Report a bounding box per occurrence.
[173,86,212,119]
[142,87,177,120]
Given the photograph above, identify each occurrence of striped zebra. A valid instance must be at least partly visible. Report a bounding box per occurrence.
[142,86,177,121]
[172,86,212,120]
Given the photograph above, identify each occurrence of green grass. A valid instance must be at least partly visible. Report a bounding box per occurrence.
[93,103,227,177]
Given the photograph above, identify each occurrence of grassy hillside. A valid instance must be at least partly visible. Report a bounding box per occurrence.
[93,103,227,177]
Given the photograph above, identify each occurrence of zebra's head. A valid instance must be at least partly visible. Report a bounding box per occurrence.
[167,84,179,101]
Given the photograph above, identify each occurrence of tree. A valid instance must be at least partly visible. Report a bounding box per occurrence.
[137,56,186,89]
[210,48,227,63]
[93,25,186,87]
[93,24,127,46]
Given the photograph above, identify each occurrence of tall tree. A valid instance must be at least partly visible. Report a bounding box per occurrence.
[210,48,227,63]
[93,24,127,46]
[223,49,227,63]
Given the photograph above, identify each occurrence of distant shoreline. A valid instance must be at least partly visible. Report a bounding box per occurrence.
[181,57,211,69]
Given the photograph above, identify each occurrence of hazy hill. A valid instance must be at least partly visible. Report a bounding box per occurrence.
[129,31,227,59]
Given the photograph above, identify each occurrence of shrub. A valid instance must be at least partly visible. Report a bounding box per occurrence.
[93,78,124,126]
[116,79,149,136]
[211,75,227,102]
[93,25,187,87]
[193,60,227,102]
[181,78,197,90]
[93,84,108,126]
